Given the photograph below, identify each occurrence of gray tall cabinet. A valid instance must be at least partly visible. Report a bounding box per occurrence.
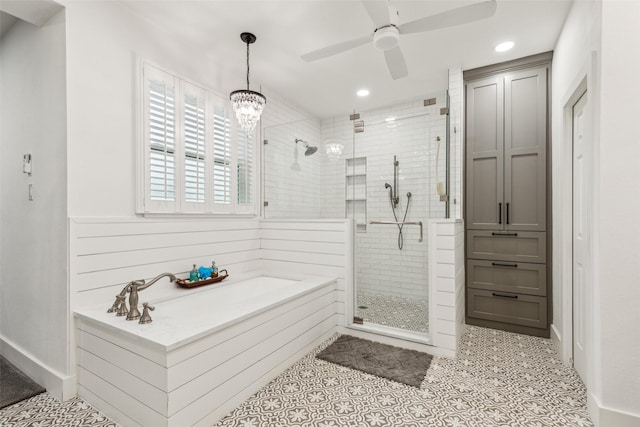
[464,53,551,338]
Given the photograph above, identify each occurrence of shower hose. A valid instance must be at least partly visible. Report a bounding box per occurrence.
[389,192,411,250]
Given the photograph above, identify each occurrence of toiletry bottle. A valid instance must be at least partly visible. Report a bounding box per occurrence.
[211,261,219,278]
[190,264,199,282]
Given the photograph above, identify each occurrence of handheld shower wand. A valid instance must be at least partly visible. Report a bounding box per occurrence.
[384,156,412,250]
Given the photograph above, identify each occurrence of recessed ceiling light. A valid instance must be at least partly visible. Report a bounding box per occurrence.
[356,89,370,97]
[495,41,514,52]
[385,116,396,122]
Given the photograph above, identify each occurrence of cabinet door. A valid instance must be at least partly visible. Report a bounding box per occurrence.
[504,68,547,231]
[465,76,504,230]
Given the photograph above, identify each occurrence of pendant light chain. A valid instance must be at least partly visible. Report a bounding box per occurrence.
[246,40,250,90]
[229,32,266,135]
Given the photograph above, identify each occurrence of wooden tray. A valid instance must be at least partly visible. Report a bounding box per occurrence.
[176,269,228,289]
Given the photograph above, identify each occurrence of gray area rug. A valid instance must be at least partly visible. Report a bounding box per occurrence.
[316,335,432,388]
[0,356,45,409]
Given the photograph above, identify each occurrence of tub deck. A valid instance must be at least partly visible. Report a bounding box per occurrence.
[74,273,337,427]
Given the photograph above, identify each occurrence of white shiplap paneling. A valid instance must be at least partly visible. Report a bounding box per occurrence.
[429,219,465,354]
[260,219,350,325]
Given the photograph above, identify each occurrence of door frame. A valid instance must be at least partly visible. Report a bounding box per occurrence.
[556,73,591,373]
[571,88,588,381]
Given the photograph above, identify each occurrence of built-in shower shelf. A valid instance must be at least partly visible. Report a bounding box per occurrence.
[345,157,367,231]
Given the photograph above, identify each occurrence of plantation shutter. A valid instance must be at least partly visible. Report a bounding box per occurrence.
[182,82,207,212]
[139,60,256,215]
[144,64,177,212]
[213,102,232,210]
[237,128,254,210]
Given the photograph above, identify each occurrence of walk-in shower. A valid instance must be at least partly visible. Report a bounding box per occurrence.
[263,91,450,342]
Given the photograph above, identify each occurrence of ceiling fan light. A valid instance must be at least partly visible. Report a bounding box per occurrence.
[373,26,400,51]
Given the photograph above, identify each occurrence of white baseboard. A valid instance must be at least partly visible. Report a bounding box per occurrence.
[550,323,565,358]
[589,391,640,427]
[0,335,76,401]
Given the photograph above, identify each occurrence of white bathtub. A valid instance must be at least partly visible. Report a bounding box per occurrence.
[74,273,337,427]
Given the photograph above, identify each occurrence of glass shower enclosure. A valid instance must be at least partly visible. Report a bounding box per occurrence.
[263,91,450,342]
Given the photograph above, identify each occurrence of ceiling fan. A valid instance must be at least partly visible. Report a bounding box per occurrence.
[301,0,497,80]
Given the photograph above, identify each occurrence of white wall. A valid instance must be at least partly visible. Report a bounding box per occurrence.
[62,1,314,218]
[552,0,640,423]
[0,11,70,397]
[596,0,640,422]
[550,0,601,356]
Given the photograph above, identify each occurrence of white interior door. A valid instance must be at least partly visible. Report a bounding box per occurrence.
[572,90,588,382]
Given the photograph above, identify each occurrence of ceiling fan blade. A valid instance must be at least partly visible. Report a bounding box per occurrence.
[362,0,391,28]
[301,35,372,62]
[384,45,408,80]
[398,0,497,34]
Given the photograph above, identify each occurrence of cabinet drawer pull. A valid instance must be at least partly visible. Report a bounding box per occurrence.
[491,232,518,236]
[492,293,518,299]
[492,262,518,268]
[498,202,502,224]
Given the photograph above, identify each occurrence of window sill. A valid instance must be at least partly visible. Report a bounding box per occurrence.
[137,212,258,219]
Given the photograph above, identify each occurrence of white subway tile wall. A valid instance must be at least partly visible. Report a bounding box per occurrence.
[327,95,448,302]
[260,90,323,219]
[261,83,461,309]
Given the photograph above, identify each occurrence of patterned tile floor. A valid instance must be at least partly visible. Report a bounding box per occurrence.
[0,326,592,427]
[356,291,429,334]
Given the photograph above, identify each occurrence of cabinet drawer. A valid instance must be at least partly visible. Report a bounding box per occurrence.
[466,230,546,263]
[466,260,546,296]
[467,288,547,329]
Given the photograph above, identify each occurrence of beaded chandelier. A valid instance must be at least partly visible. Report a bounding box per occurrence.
[229,32,266,134]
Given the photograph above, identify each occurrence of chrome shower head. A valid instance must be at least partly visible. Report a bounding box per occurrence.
[295,138,317,156]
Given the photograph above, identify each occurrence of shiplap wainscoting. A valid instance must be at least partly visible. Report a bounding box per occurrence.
[70,217,339,427]
[260,220,351,326]
[69,218,262,309]
[429,219,465,354]
[75,277,336,427]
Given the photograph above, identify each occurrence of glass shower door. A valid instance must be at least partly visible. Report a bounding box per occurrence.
[349,95,448,337]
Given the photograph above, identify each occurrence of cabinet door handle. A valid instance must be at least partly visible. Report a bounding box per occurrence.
[498,202,502,224]
[492,262,518,268]
[506,202,510,224]
[492,293,518,299]
[491,232,518,236]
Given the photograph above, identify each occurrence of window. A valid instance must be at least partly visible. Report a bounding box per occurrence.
[139,62,256,215]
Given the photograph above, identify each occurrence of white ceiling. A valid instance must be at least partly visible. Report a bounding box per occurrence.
[123,0,573,119]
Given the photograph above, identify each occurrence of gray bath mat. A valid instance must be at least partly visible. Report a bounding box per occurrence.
[0,356,45,409]
[316,335,432,388]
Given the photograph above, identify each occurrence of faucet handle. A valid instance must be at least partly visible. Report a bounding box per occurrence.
[115,295,128,317]
[139,302,155,324]
[107,295,120,313]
